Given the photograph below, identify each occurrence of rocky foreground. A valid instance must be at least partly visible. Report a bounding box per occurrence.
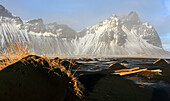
[77,58,170,101]
[0,55,82,101]
[0,55,170,101]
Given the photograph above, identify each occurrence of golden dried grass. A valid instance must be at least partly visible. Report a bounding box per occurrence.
[0,35,84,98]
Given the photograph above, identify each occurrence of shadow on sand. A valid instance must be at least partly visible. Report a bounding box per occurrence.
[78,73,106,93]
[151,88,170,101]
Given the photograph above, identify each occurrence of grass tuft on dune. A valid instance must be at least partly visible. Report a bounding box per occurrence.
[0,37,84,100]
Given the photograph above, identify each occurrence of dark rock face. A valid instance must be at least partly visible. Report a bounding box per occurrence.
[0,5,24,29]
[0,5,14,18]
[46,23,77,39]
[124,11,140,30]
[45,22,58,34]
[123,11,162,48]
[0,55,79,101]
[24,20,77,39]
[25,19,46,33]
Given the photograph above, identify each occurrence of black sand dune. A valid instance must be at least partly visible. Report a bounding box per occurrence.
[0,55,80,101]
[78,73,153,101]
[121,60,128,63]
[151,59,170,83]
[162,64,170,83]
[101,62,128,73]
[153,59,169,66]
[1,56,170,101]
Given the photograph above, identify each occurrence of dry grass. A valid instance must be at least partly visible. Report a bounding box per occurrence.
[0,36,84,98]
[0,36,32,69]
[49,57,84,97]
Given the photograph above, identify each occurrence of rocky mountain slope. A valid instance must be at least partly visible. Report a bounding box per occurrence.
[76,12,165,56]
[0,5,167,57]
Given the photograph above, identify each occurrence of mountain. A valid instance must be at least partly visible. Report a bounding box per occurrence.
[75,12,165,56]
[0,5,168,57]
[0,4,15,18]
[0,6,75,55]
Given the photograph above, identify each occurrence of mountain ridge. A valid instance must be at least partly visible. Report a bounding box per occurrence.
[0,4,168,57]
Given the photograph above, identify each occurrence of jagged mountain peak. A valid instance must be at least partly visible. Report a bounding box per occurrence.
[109,14,119,19]
[25,18,46,33]
[83,14,121,32]
[46,24,77,39]
[0,4,15,18]
[0,5,5,10]
[127,11,140,22]
[0,5,24,30]
[25,18,44,24]
[46,23,73,30]
[128,11,139,19]
[0,5,167,56]
[123,11,140,24]
[106,11,139,24]
[77,11,163,55]
[86,11,140,31]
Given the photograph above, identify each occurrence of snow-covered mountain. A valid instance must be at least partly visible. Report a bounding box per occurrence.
[75,12,165,56]
[0,5,168,57]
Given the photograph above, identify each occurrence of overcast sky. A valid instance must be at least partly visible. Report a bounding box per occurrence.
[1,0,170,51]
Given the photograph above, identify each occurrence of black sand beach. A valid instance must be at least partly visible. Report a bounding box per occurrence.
[0,55,170,101]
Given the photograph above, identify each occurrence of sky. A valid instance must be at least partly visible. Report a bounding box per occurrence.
[0,0,170,51]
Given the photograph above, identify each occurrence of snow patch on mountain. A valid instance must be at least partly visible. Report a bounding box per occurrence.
[75,11,165,56]
[0,5,168,57]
